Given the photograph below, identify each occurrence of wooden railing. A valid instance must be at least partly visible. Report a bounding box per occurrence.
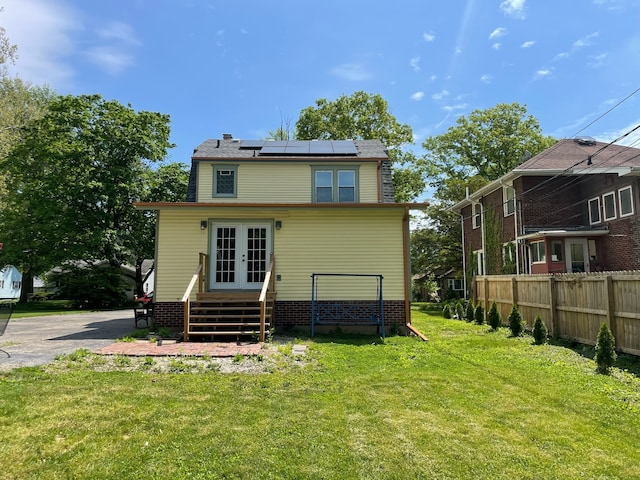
[258,255,275,342]
[181,262,203,342]
[198,252,209,293]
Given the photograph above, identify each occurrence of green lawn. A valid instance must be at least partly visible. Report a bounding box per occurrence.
[1,313,639,479]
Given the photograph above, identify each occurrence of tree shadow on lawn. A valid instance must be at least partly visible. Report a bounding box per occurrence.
[294,332,387,347]
[548,336,640,378]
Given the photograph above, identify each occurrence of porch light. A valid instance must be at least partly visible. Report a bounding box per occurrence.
[275,220,282,230]
[200,221,207,230]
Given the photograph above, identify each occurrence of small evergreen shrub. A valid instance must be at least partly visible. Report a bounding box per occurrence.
[532,315,548,345]
[508,304,524,337]
[474,303,484,325]
[455,301,465,320]
[595,323,617,374]
[442,304,452,319]
[465,301,475,322]
[487,301,501,331]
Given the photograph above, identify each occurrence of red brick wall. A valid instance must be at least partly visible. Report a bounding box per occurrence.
[152,302,184,329]
[602,217,640,271]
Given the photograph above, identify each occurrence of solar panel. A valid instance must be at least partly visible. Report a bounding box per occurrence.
[240,140,265,149]
[258,140,358,156]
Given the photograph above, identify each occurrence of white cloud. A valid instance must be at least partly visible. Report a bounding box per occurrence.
[442,103,467,113]
[86,46,134,75]
[500,0,526,19]
[489,27,507,40]
[492,43,502,50]
[423,32,436,42]
[432,90,450,101]
[409,56,420,72]
[574,32,599,49]
[480,74,492,84]
[411,91,425,101]
[329,63,371,81]
[1,0,81,87]
[521,41,535,48]
[87,21,140,75]
[97,21,140,46]
[588,53,608,68]
[534,68,553,79]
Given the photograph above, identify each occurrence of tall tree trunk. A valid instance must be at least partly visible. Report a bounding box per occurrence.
[19,269,33,303]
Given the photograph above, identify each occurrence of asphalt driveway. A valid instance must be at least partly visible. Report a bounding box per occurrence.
[0,310,135,371]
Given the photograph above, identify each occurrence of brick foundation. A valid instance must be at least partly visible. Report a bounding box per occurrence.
[151,300,408,332]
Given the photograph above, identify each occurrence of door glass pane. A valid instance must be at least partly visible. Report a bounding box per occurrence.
[570,243,585,272]
[216,227,236,283]
[246,227,267,283]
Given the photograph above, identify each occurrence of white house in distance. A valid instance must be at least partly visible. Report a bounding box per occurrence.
[0,266,22,300]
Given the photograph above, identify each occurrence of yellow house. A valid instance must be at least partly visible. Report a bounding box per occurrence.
[136,136,427,340]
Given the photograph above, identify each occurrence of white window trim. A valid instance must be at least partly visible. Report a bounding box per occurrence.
[530,241,546,264]
[588,197,601,225]
[448,278,463,291]
[503,185,515,217]
[472,203,481,229]
[602,191,617,221]
[618,186,634,217]
[474,249,485,276]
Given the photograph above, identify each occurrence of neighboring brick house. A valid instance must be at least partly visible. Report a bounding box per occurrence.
[136,136,428,338]
[452,137,640,279]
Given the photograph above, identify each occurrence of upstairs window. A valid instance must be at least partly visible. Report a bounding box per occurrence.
[213,165,237,198]
[603,191,616,221]
[504,186,515,217]
[11,280,21,290]
[588,197,601,224]
[313,167,358,203]
[619,186,634,217]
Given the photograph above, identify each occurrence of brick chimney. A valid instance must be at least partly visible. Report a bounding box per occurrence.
[222,133,232,140]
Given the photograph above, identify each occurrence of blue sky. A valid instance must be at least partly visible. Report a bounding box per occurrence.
[3,0,640,177]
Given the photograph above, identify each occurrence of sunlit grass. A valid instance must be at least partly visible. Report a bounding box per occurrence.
[0,313,639,479]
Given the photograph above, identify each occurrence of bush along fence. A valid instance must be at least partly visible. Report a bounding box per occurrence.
[472,272,640,356]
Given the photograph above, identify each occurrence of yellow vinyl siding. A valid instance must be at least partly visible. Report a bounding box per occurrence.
[154,206,406,302]
[273,208,405,300]
[197,161,379,203]
[154,209,209,302]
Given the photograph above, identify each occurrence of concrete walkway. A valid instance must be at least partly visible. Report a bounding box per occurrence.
[0,310,135,371]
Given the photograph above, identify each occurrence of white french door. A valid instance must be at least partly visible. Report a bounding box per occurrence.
[565,238,589,273]
[210,223,271,290]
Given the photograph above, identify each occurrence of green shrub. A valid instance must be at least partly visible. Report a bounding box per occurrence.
[595,323,617,374]
[49,264,127,309]
[442,304,452,319]
[508,305,524,337]
[474,303,484,325]
[455,301,465,320]
[465,301,475,322]
[532,315,548,345]
[487,302,501,331]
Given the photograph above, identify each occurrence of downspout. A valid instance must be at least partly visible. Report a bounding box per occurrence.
[460,213,467,299]
[402,207,411,327]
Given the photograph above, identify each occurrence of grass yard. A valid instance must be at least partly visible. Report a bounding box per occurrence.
[1,312,639,479]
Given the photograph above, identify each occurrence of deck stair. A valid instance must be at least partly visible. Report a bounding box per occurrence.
[186,292,275,341]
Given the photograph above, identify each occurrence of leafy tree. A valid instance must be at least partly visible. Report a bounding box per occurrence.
[0,94,174,301]
[532,315,548,345]
[48,264,127,309]
[442,304,452,319]
[0,13,17,72]
[420,103,556,277]
[455,300,464,321]
[296,91,425,202]
[508,304,524,337]
[487,301,501,331]
[595,323,617,374]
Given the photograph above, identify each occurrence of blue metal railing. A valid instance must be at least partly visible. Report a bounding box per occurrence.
[310,273,384,338]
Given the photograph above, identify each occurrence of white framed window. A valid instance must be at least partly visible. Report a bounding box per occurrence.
[603,191,616,221]
[213,165,238,198]
[503,185,515,217]
[472,203,481,229]
[312,167,358,203]
[530,241,545,263]
[618,186,634,217]
[11,280,21,289]
[447,278,463,291]
[588,197,601,224]
[474,249,485,275]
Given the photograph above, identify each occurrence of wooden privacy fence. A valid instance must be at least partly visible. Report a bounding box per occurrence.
[473,272,640,356]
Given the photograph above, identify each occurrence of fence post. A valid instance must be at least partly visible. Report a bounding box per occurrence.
[511,277,518,307]
[604,275,617,342]
[547,276,556,337]
[483,277,489,315]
